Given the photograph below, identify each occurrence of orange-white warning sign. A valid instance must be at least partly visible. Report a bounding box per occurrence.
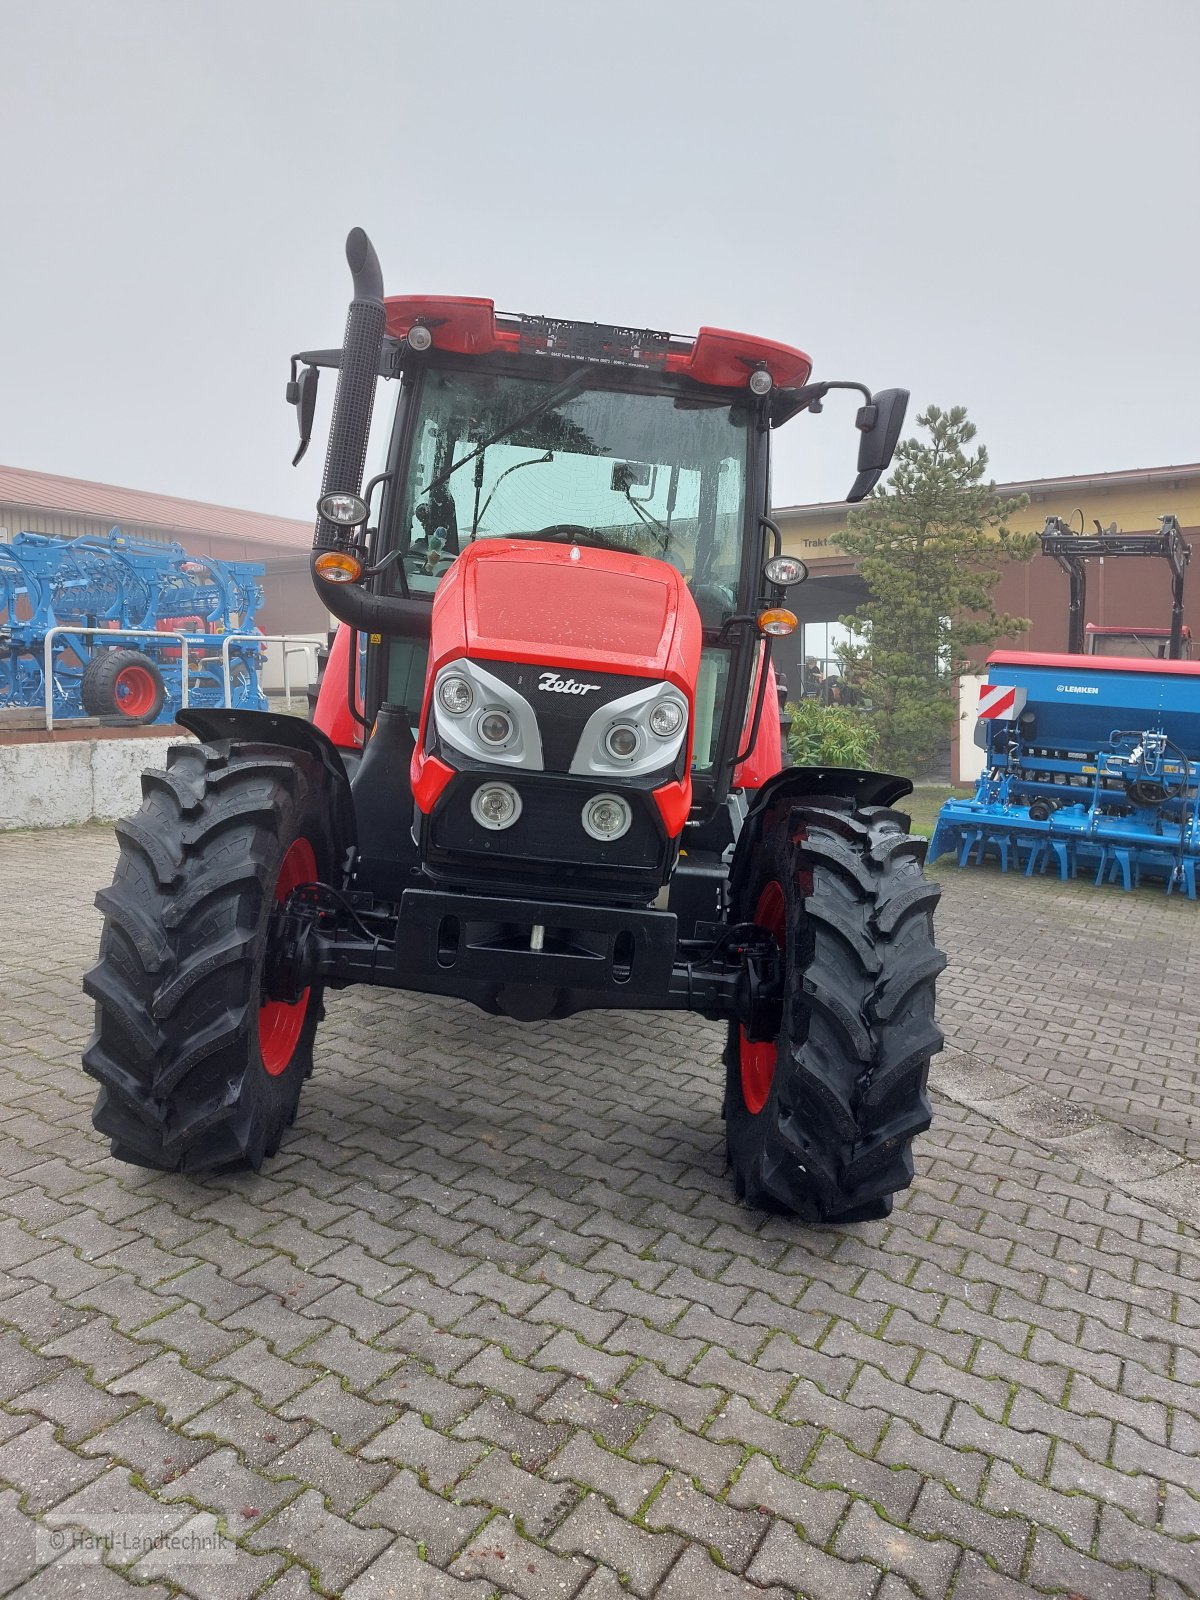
[977,683,1028,720]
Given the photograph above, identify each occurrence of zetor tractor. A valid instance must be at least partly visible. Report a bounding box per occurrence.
[83,230,943,1222]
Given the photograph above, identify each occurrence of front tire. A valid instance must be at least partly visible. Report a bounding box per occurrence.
[83,739,338,1172]
[725,798,944,1222]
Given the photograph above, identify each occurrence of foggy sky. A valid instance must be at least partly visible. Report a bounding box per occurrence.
[1,0,1197,524]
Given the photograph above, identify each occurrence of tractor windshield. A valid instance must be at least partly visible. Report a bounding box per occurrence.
[392,368,750,624]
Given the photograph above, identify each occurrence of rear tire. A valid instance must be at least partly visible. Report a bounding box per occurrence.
[83,739,338,1172]
[725,798,944,1222]
[81,648,166,724]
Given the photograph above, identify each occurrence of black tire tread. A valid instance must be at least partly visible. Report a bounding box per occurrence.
[83,740,335,1173]
[725,799,943,1222]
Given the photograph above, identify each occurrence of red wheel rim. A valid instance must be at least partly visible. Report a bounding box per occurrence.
[739,879,786,1114]
[258,837,317,1077]
[113,664,158,718]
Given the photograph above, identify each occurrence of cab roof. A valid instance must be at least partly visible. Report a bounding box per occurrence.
[383,295,812,391]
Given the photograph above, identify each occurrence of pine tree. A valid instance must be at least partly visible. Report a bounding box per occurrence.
[837,405,1036,776]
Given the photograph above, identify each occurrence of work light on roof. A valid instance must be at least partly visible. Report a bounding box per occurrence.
[748,367,774,396]
[406,323,433,352]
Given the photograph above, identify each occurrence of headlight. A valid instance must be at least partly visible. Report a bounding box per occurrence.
[570,683,689,777]
[431,661,543,769]
[583,793,632,840]
[471,782,522,830]
[318,491,369,527]
[763,555,808,587]
[478,710,514,746]
[648,698,685,738]
[604,723,640,760]
[438,675,474,715]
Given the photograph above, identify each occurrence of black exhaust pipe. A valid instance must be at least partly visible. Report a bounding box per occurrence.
[313,228,386,554]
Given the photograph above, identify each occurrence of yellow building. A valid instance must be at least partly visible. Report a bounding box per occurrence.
[770,461,1200,695]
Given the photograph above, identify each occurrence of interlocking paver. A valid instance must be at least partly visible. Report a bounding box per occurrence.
[4,825,1200,1599]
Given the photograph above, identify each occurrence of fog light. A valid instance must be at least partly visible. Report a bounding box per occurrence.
[318,491,369,526]
[437,675,474,715]
[583,793,632,841]
[471,782,522,830]
[479,710,514,746]
[314,549,363,584]
[648,698,685,737]
[604,723,640,760]
[758,607,798,636]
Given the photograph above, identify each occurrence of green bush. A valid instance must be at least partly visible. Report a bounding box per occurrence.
[786,699,879,769]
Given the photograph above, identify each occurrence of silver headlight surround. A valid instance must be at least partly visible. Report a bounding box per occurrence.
[570,682,689,778]
[432,660,543,769]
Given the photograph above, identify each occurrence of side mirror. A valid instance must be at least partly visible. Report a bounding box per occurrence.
[846,387,909,502]
[289,365,321,466]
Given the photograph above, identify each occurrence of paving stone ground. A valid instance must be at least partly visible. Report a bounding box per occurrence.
[1,823,1198,1599]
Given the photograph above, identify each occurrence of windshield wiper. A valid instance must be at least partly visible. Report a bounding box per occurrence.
[419,369,588,505]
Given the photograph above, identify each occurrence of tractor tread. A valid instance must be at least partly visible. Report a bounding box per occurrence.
[83,745,336,1174]
[725,804,943,1223]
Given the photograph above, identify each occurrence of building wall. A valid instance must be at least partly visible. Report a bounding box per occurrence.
[774,473,1200,657]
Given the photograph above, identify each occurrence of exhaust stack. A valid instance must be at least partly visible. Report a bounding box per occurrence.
[313,228,386,553]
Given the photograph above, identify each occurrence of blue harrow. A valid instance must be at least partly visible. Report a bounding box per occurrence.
[931,651,1200,898]
[0,528,268,724]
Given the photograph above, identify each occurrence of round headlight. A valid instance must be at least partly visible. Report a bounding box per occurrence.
[470,782,522,831]
[764,555,809,587]
[406,323,433,352]
[437,675,474,715]
[604,723,640,760]
[648,699,685,738]
[318,491,369,527]
[749,368,774,396]
[478,709,514,746]
[583,793,632,841]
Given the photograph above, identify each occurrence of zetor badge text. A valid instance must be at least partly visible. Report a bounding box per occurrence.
[538,672,600,696]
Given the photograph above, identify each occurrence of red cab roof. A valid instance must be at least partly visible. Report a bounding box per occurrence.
[382,295,812,391]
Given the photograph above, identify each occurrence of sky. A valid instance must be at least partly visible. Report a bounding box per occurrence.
[1,0,1197,523]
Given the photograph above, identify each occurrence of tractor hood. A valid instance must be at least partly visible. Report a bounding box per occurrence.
[429,540,703,691]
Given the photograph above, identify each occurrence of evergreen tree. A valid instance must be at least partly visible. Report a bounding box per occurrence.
[837,405,1036,776]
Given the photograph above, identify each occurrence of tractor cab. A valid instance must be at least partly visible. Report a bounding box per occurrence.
[1085,622,1193,660]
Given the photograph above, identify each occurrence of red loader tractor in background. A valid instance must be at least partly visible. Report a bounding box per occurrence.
[83,230,944,1222]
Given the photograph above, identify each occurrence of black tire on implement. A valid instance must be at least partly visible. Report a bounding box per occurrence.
[81,647,167,724]
[83,739,337,1173]
[725,798,944,1222]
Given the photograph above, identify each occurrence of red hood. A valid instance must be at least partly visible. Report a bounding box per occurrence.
[430,540,702,688]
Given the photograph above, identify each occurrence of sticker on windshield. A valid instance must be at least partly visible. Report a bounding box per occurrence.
[518,316,672,369]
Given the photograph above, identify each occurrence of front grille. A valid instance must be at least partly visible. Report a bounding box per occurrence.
[430,771,664,870]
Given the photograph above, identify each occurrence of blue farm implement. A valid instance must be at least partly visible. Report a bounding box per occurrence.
[931,651,1200,897]
[0,528,267,724]
[932,512,1197,898]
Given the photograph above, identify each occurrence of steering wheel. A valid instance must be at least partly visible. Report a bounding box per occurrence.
[524,524,596,543]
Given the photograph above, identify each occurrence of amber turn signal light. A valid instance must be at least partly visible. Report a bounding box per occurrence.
[758,607,797,636]
[314,550,364,584]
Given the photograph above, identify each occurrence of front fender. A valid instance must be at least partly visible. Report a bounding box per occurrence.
[727,764,912,912]
[175,707,357,856]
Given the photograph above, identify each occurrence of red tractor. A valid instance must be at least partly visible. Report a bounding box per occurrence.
[83,231,943,1222]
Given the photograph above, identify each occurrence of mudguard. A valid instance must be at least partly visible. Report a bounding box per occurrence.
[175,707,357,855]
[727,764,913,912]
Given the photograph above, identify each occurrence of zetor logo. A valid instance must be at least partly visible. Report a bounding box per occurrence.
[538,671,600,696]
[1056,683,1100,694]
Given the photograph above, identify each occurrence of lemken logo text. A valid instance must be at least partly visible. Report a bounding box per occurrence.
[1056,683,1100,694]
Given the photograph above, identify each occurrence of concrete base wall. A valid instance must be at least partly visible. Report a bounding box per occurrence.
[0,734,190,829]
